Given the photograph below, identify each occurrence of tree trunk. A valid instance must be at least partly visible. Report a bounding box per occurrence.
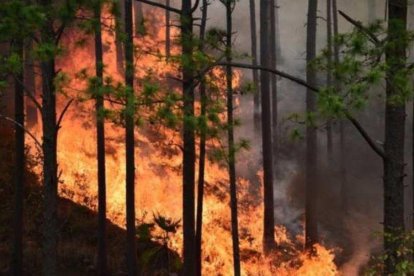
[260,0,276,253]
[165,0,171,59]
[12,37,24,276]
[40,16,58,276]
[195,1,208,275]
[368,0,376,23]
[326,0,333,159]
[305,0,319,250]
[270,0,278,178]
[94,2,107,275]
[116,0,125,74]
[225,1,241,275]
[181,1,196,275]
[124,0,137,274]
[332,0,348,212]
[134,1,144,36]
[24,39,37,128]
[250,0,260,132]
[383,0,407,273]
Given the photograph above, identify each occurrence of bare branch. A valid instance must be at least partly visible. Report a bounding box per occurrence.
[136,0,181,14]
[0,114,42,148]
[56,99,74,130]
[210,61,387,159]
[338,10,381,46]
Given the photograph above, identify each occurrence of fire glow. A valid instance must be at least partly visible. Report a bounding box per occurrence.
[27,7,338,276]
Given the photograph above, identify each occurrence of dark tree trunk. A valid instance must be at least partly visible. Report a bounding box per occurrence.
[24,39,37,128]
[181,1,196,275]
[332,0,348,211]
[124,0,137,274]
[134,1,144,36]
[270,0,278,178]
[260,0,276,253]
[326,0,333,158]
[12,37,24,276]
[250,0,260,132]
[195,1,208,275]
[383,0,407,273]
[274,0,282,64]
[165,0,171,59]
[40,16,58,276]
[225,1,241,275]
[305,0,318,250]
[116,0,125,74]
[94,2,108,275]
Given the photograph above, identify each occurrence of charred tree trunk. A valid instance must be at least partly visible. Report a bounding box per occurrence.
[250,0,260,132]
[24,40,37,128]
[12,37,24,276]
[124,0,137,274]
[165,0,171,59]
[326,0,333,158]
[305,0,319,250]
[195,1,208,275]
[270,0,278,178]
[383,0,407,273]
[40,15,58,276]
[94,1,108,275]
[181,1,196,275]
[260,0,276,253]
[225,1,241,275]
[116,0,125,74]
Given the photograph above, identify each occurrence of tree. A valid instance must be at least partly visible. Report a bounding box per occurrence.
[195,1,208,275]
[223,1,241,274]
[116,0,125,74]
[260,0,276,253]
[124,0,138,274]
[181,0,197,274]
[270,0,278,178]
[93,0,107,274]
[249,0,260,131]
[165,0,171,59]
[134,1,143,35]
[383,0,407,272]
[11,25,24,276]
[326,0,333,157]
[305,0,318,250]
[24,39,37,128]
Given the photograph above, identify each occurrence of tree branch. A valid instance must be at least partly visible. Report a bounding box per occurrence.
[338,10,381,46]
[210,61,387,159]
[0,114,42,149]
[56,99,74,130]
[135,0,181,14]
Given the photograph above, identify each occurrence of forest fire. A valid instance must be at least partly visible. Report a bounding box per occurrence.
[22,6,339,275]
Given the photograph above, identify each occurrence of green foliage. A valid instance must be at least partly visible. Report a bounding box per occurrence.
[366,231,414,275]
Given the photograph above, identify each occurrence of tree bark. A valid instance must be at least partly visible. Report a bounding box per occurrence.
[326,0,333,158]
[250,0,260,132]
[24,39,37,128]
[165,0,171,59]
[134,1,144,36]
[40,14,58,276]
[225,1,241,275]
[181,1,196,275]
[12,36,24,276]
[270,0,278,178]
[94,1,108,274]
[305,0,319,250]
[195,1,208,275]
[368,0,376,23]
[383,0,407,273]
[116,0,125,74]
[124,0,137,274]
[260,0,276,253]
